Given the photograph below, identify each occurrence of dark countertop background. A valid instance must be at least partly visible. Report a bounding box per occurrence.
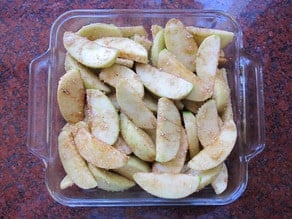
[0,0,291,218]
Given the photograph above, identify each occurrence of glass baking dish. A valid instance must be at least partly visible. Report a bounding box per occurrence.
[27,9,265,206]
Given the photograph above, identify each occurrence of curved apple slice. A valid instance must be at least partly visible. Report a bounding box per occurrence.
[95,37,148,63]
[213,68,230,113]
[136,64,193,100]
[164,18,198,71]
[119,26,148,38]
[116,80,156,129]
[196,99,220,147]
[211,162,228,194]
[151,29,165,66]
[58,126,97,189]
[115,58,134,68]
[133,173,200,199]
[88,163,135,192]
[187,120,237,171]
[87,89,119,145]
[73,125,128,169]
[63,32,118,68]
[60,175,74,190]
[120,113,156,162]
[100,64,144,98]
[77,23,122,40]
[57,69,85,123]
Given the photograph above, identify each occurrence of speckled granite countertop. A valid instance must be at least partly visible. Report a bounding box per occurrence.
[0,0,291,217]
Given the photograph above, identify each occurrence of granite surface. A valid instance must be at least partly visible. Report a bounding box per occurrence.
[0,0,291,218]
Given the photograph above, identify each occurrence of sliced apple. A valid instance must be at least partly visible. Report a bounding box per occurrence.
[164,18,198,71]
[186,163,223,190]
[60,175,74,190]
[114,155,151,180]
[152,128,188,174]
[150,29,165,66]
[116,80,156,129]
[187,120,237,171]
[119,26,148,38]
[133,173,200,199]
[57,69,85,123]
[113,136,132,155]
[86,89,119,145]
[63,32,118,68]
[58,125,97,189]
[182,111,200,158]
[196,99,220,147]
[77,23,122,40]
[115,58,134,68]
[132,34,152,52]
[120,113,156,162]
[151,24,163,38]
[211,162,228,194]
[99,64,144,98]
[88,163,135,192]
[156,97,181,162]
[95,37,148,63]
[136,64,193,100]
[73,125,128,169]
[186,26,234,48]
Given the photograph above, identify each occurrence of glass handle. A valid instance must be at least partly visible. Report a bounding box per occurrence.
[240,49,265,162]
[27,50,50,165]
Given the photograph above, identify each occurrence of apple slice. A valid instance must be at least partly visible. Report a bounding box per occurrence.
[152,128,188,174]
[156,97,181,162]
[58,125,97,189]
[187,120,237,171]
[60,175,74,190]
[57,69,85,123]
[164,18,198,71]
[196,100,220,147]
[95,37,148,63]
[186,26,234,48]
[115,58,134,68]
[182,111,200,158]
[133,173,200,199]
[73,125,128,169]
[99,64,144,98]
[120,113,156,162]
[186,163,223,190]
[88,163,135,192]
[136,64,193,100]
[77,23,122,40]
[211,162,228,194]
[151,24,163,38]
[132,34,152,52]
[86,89,119,145]
[150,29,165,66]
[116,80,156,129]
[119,26,148,38]
[63,32,118,68]
[114,155,151,181]
[64,54,111,93]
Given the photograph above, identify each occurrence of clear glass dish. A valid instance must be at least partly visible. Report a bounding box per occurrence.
[27,9,265,206]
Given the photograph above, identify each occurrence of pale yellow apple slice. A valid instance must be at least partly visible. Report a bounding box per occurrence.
[99,64,144,98]
[182,111,200,158]
[164,18,198,71]
[186,163,223,190]
[115,58,134,68]
[60,175,74,190]
[187,120,237,171]
[88,163,135,192]
[95,37,148,63]
[119,26,148,37]
[150,29,165,66]
[156,97,181,162]
[64,54,111,93]
[73,125,128,169]
[77,23,122,40]
[114,155,151,180]
[211,162,228,194]
[86,89,119,145]
[133,173,200,199]
[151,24,163,38]
[116,80,156,129]
[63,32,118,68]
[120,113,156,162]
[113,136,132,155]
[57,69,85,123]
[152,128,188,174]
[135,64,193,100]
[186,26,234,48]
[196,99,220,147]
[58,126,97,189]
